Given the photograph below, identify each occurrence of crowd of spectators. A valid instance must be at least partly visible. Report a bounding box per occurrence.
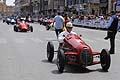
[72,13,120,31]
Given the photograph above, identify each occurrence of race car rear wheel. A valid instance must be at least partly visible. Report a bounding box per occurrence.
[47,41,54,62]
[30,26,33,32]
[57,49,65,73]
[100,49,111,72]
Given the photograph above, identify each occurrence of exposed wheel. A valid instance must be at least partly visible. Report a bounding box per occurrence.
[47,41,54,62]
[14,26,18,32]
[30,26,33,32]
[57,49,65,73]
[100,49,111,72]
[7,22,9,25]
[3,20,5,23]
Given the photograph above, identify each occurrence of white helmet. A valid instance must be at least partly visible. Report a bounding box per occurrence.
[66,22,73,28]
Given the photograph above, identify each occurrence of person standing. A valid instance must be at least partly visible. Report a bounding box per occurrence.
[54,12,65,38]
[64,14,70,27]
[104,11,119,54]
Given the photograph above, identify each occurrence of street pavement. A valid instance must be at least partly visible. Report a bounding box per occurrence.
[0,21,120,80]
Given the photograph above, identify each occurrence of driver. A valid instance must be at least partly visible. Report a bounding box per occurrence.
[58,22,77,43]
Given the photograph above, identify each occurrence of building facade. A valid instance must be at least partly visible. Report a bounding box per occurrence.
[0,0,7,17]
[48,0,65,15]
[14,0,21,16]
[6,6,15,16]
[14,0,117,17]
[15,0,32,17]
[20,0,31,16]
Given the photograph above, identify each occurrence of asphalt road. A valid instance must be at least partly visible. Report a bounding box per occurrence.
[0,21,120,80]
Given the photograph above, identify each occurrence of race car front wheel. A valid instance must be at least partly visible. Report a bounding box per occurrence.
[14,26,18,32]
[47,41,54,62]
[100,49,111,72]
[57,49,65,73]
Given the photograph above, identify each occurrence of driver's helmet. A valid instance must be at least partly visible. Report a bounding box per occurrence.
[20,17,25,21]
[66,22,73,28]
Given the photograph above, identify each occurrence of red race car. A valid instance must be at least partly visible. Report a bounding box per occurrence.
[14,20,33,32]
[47,34,111,73]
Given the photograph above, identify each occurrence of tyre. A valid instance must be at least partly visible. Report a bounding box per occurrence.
[7,22,9,25]
[57,49,65,73]
[100,49,111,72]
[47,42,54,62]
[46,25,50,30]
[30,26,33,32]
[14,26,18,32]
[3,20,5,23]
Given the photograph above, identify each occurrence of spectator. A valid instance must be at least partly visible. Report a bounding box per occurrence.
[54,12,65,38]
[104,11,119,54]
[64,14,70,27]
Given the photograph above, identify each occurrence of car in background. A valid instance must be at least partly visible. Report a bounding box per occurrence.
[14,20,33,32]
[26,16,34,23]
[3,16,17,25]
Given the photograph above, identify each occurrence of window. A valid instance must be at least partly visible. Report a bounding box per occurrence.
[100,0,108,3]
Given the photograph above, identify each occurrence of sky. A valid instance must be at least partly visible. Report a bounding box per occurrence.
[6,0,15,6]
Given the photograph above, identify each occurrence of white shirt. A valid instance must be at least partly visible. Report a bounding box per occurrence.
[58,31,77,43]
[54,15,64,29]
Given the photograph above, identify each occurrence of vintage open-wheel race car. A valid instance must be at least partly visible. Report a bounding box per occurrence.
[47,34,111,73]
[14,20,33,32]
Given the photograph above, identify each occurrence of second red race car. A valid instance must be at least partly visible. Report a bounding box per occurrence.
[47,34,111,73]
[14,20,33,32]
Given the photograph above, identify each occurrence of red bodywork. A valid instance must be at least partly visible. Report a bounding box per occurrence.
[17,21,29,31]
[18,22,29,30]
[63,34,100,66]
[48,19,54,25]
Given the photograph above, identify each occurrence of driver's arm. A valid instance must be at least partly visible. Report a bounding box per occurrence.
[58,32,65,43]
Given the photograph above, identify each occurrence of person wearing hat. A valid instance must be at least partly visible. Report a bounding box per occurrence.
[104,11,119,54]
[58,22,77,43]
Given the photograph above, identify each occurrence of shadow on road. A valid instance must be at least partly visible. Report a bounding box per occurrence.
[41,59,109,74]
[51,65,109,74]
[41,59,57,65]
